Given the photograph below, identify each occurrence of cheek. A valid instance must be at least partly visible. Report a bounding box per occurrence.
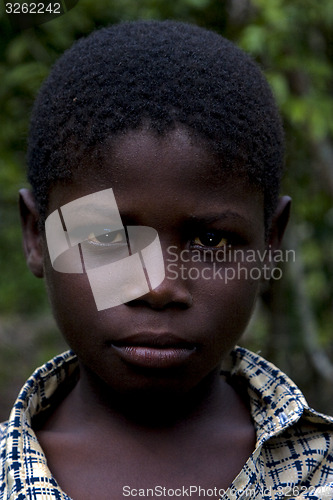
[44,268,98,342]
[192,269,260,348]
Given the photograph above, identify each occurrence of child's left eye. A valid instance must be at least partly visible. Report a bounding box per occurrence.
[192,231,228,248]
[87,230,124,246]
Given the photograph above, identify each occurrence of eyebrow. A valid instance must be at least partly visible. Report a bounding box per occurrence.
[188,210,250,225]
[62,203,122,222]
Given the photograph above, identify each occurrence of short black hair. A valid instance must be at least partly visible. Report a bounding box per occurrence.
[27,20,284,231]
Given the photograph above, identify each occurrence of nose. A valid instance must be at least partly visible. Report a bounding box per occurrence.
[125,232,193,310]
[126,273,193,310]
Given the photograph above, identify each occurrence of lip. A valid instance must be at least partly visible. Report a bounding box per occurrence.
[110,333,197,368]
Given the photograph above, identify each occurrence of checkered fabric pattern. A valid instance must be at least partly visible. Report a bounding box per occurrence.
[1,347,333,500]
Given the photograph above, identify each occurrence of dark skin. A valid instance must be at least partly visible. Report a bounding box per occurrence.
[20,128,290,499]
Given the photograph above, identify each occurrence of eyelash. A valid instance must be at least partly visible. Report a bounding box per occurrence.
[190,230,244,250]
[87,230,126,247]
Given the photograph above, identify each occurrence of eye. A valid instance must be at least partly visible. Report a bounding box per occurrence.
[192,231,228,248]
[87,230,125,246]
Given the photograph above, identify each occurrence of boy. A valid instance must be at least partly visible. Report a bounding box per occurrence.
[1,20,333,500]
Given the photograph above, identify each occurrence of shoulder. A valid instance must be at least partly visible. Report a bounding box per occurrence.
[262,412,333,498]
[0,351,78,499]
[227,347,333,496]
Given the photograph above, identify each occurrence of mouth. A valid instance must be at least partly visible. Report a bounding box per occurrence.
[110,333,197,368]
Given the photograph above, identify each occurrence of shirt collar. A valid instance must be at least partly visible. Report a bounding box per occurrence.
[223,346,319,446]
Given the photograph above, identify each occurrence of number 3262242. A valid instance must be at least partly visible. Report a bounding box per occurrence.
[5,3,61,14]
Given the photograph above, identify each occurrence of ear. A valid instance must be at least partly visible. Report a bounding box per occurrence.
[19,188,44,278]
[267,195,292,250]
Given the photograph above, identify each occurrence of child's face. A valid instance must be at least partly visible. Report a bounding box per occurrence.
[24,128,286,395]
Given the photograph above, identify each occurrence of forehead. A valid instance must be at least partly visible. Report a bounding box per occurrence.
[84,128,220,190]
[50,128,265,232]
[76,128,254,188]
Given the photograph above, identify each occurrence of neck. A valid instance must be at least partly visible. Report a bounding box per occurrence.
[71,361,235,430]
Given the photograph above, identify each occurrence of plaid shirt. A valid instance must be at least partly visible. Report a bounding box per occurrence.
[1,347,333,500]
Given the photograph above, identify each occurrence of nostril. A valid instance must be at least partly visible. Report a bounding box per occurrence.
[125,279,193,310]
[126,298,192,311]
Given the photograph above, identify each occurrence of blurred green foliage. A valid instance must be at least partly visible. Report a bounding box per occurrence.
[0,0,332,417]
